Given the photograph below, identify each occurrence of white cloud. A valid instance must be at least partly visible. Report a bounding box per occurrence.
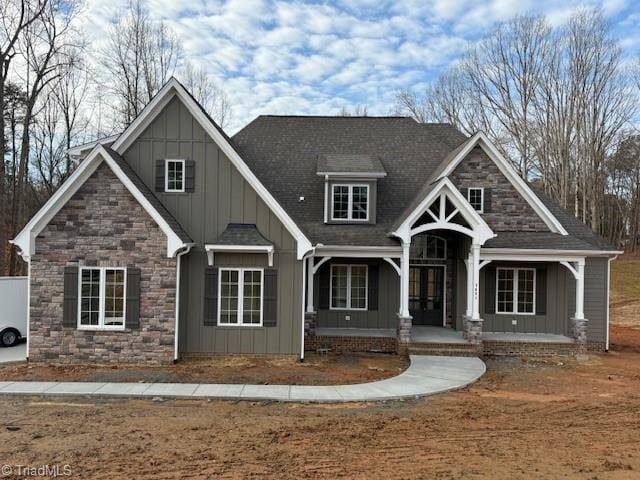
[75,0,636,134]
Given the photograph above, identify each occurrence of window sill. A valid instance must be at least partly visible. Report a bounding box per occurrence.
[76,327,127,332]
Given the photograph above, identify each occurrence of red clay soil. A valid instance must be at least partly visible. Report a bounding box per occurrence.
[0,353,408,385]
[1,337,640,479]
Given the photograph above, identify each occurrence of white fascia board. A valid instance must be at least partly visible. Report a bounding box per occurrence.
[11,145,191,259]
[316,172,387,178]
[314,245,402,258]
[436,132,568,236]
[204,244,275,266]
[390,177,494,245]
[480,247,623,258]
[111,78,312,260]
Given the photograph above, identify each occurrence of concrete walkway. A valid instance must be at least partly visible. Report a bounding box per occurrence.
[0,355,485,403]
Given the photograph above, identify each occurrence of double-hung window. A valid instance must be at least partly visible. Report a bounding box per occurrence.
[330,264,368,310]
[331,184,369,221]
[496,268,535,315]
[78,267,126,329]
[165,159,185,192]
[218,268,264,326]
[467,187,484,212]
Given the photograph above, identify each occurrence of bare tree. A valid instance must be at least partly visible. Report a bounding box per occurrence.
[338,104,369,117]
[0,0,47,274]
[180,61,231,128]
[100,0,181,128]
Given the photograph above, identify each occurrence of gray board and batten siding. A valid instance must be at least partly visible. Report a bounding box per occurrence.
[122,95,303,355]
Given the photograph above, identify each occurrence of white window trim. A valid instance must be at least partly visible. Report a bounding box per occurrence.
[495,267,536,316]
[330,184,369,222]
[217,268,264,327]
[77,267,127,331]
[165,159,186,193]
[329,264,368,311]
[467,187,484,213]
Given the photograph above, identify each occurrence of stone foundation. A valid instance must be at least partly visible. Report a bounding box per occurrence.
[571,317,588,345]
[305,335,398,353]
[462,316,483,345]
[304,311,317,337]
[397,314,412,354]
[29,163,177,365]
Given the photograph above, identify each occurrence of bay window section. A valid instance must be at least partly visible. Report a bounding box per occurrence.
[218,268,264,326]
[79,267,126,329]
[330,264,368,310]
[496,268,535,315]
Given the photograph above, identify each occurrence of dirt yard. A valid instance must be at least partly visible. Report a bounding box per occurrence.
[0,256,638,479]
[0,353,407,385]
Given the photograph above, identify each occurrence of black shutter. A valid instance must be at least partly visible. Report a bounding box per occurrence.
[204,267,218,326]
[318,264,330,310]
[484,266,496,314]
[63,266,79,327]
[125,267,141,329]
[368,264,379,311]
[155,160,165,192]
[263,269,278,327]
[461,187,468,201]
[483,188,492,213]
[185,160,195,193]
[536,268,547,315]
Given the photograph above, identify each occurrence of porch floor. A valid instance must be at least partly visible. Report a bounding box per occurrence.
[411,326,467,344]
[315,328,396,338]
[482,332,574,344]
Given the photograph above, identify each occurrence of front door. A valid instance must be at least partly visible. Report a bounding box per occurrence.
[409,266,444,326]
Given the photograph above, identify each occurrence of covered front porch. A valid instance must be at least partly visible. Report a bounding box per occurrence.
[303,180,589,355]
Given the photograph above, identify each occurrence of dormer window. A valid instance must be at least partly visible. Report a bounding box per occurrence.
[331,184,369,221]
[165,159,185,193]
[467,188,484,213]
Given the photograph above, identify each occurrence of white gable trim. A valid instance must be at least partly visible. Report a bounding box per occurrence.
[11,145,191,259]
[436,131,568,235]
[391,177,495,245]
[110,78,313,259]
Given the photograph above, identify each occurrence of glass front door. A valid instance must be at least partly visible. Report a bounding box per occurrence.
[409,266,444,326]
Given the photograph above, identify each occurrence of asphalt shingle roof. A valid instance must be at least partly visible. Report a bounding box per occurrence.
[213,224,273,246]
[316,153,386,176]
[232,116,614,252]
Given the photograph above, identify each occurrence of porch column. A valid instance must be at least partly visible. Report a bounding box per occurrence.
[571,259,588,347]
[400,241,411,318]
[462,243,483,347]
[574,259,585,320]
[397,240,412,352]
[464,255,473,318]
[306,256,314,313]
[471,243,481,321]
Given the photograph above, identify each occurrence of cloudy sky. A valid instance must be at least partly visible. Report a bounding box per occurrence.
[80,0,640,133]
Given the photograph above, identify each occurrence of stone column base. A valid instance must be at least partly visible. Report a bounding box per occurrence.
[463,315,483,346]
[304,311,317,337]
[397,313,412,354]
[571,317,588,353]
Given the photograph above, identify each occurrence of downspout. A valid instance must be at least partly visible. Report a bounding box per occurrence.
[26,259,31,361]
[606,255,617,352]
[174,244,194,363]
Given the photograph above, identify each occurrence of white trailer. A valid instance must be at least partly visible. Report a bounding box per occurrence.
[0,276,28,347]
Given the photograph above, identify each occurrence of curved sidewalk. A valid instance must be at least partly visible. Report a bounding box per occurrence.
[0,355,485,403]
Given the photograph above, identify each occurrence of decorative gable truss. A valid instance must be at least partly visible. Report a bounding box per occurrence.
[12,145,193,260]
[391,177,494,246]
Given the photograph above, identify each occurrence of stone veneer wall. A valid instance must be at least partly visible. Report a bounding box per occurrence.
[29,162,177,364]
[450,147,549,232]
